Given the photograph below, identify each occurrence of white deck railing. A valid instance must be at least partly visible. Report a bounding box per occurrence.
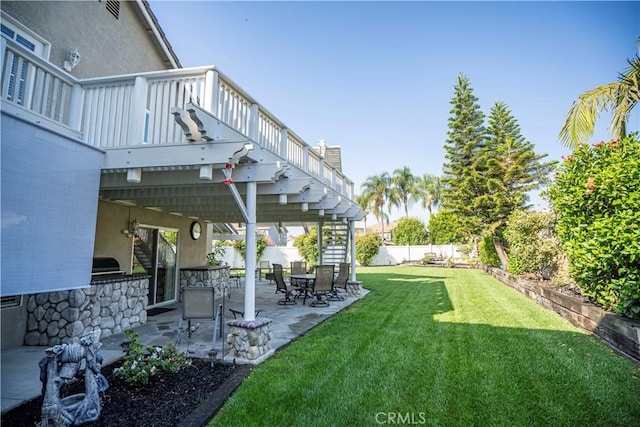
[0,38,354,199]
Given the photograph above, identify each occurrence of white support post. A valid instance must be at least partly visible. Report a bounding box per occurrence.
[349,220,357,281]
[68,84,84,132]
[317,218,324,265]
[128,76,148,144]
[244,181,257,321]
[279,128,288,159]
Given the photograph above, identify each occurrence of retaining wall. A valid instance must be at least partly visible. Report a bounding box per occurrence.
[487,267,640,364]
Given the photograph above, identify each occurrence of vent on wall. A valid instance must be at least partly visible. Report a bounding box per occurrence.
[1,295,22,309]
[106,0,120,19]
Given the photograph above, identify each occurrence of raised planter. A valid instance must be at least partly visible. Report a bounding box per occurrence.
[486,267,640,364]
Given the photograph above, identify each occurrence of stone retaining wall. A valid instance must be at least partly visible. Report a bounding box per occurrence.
[486,267,640,364]
[24,276,149,346]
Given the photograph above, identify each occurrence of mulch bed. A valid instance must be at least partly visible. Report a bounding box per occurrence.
[1,358,251,426]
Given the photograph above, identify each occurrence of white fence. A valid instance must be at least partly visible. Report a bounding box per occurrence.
[371,245,463,266]
[214,245,463,268]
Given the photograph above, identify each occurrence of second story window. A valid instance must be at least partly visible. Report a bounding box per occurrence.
[1,12,50,105]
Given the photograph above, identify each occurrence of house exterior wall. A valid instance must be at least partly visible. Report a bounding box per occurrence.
[0,1,180,349]
[94,201,209,271]
[1,0,174,78]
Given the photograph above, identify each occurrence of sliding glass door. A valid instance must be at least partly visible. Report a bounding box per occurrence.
[133,226,178,306]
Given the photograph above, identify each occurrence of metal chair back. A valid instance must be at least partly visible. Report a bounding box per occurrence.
[314,265,335,293]
[291,261,307,275]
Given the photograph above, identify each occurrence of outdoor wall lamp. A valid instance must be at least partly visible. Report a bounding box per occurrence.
[278,194,287,205]
[121,220,139,238]
[318,209,325,217]
[63,48,81,72]
[301,202,308,212]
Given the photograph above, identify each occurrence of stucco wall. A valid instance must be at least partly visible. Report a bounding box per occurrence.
[1,1,174,78]
[94,201,208,272]
[1,303,28,350]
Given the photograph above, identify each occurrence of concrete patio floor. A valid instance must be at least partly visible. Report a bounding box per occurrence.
[1,279,367,414]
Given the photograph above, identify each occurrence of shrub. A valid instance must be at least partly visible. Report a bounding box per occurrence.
[479,236,501,268]
[393,217,428,245]
[114,329,191,385]
[355,233,381,266]
[548,134,640,318]
[207,240,229,265]
[293,227,319,265]
[427,210,465,245]
[504,210,562,279]
[233,236,267,261]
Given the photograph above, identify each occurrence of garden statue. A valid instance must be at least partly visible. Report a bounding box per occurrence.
[37,332,109,426]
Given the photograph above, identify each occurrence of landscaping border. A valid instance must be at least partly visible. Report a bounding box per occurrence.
[486,267,640,365]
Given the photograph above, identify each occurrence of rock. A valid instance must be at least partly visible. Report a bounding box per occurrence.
[68,290,86,308]
[34,306,46,321]
[49,291,68,304]
[61,307,80,322]
[27,295,36,312]
[56,301,70,313]
[66,320,84,337]
[100,317,115,330]
[46,322,59,337]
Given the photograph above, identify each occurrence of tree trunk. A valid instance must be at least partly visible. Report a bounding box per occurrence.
[492,236,509,270]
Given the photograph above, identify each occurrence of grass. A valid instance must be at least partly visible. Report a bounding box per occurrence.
[211,266,640,426]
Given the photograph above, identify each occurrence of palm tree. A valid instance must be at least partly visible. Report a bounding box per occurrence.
[559,55,640,148]
[360,172,392,242]
[390,167,417,218]
[416,173,441,217]
[355,194,373,234]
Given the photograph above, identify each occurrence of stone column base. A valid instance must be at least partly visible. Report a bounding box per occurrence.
[225,317,273,364]
[346,281,363,297]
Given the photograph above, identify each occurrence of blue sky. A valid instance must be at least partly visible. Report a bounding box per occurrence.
[149,1,639,222]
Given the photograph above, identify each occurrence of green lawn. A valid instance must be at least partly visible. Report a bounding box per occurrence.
[211,266,640,426]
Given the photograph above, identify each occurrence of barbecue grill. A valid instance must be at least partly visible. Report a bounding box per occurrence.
[91,257,125,277]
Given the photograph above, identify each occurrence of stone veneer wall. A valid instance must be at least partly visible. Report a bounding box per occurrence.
[24,276,149,346]
[226,318,272,362]
[180,266,230,296]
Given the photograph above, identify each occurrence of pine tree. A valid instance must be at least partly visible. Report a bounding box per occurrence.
[481,101,556,267]
[441,73,487,237]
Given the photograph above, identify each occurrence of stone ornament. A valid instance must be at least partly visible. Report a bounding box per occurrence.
[38,332,109,426]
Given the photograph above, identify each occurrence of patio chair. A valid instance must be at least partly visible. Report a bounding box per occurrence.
[329,262,349,301]
[310,265,334,307]
[176,286,222,352]
[272,263,296,305]
[259,260,271,281]
[290,261,307,287]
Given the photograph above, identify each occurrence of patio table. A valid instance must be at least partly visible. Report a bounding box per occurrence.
[290,273,316,305]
